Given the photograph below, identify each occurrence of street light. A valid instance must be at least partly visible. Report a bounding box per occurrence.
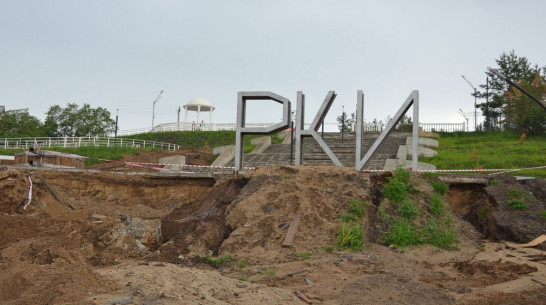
[151,89,164,130]
[461,75,477,131]
[458,109,469,132]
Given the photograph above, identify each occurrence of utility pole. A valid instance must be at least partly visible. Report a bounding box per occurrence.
[115,109,119,138]
[152,89,164,130]
[177,106,181,130]
[488,67,546,112]
[461,75,477,131]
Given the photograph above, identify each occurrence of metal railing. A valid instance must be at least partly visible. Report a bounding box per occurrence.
[419,123,466,132]
[0,137,180,151]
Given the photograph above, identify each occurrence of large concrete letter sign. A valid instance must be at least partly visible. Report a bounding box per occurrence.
[235,92,291,170]
[295,91,343,167]
[355,90,419,170]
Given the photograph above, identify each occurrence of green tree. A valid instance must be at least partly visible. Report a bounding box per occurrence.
[44,103,115,137]
[0,109,45,137]
[337,111,355,133]
[504,73,546,134]
[476,50,545,130]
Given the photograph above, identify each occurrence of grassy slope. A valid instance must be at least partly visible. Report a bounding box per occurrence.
[420,131,546,177]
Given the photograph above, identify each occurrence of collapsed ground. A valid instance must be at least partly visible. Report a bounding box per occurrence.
[0,163,545,305]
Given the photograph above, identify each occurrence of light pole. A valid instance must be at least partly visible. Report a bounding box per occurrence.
[458,109,469,132]
[152,89,164,130]
[461,75,477,131]
[115,109,119,138]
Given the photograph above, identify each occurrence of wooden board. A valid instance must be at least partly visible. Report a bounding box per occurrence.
[282,214,301,248]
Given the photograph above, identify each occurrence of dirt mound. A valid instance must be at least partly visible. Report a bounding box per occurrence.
[2,166,546,304]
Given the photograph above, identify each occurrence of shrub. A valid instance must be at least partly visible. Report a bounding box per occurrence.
[337,222,364,251]
[384,219,422,247]
[382,178,408,204]
[237,260,249,268]
[540,211,546,220]
[490,179,499,186]
[341,214,356,222]
[507,199,529,210]
[429,193,444,216]
[397,200,419,220]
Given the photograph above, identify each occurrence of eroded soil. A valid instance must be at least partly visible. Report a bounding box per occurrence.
[1,165,545,305]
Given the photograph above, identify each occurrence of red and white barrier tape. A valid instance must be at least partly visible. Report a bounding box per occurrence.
[90,157,256,172]
[361,165,546,174]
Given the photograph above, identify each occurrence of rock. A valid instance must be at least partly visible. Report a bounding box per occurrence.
[305,278,313,285]
[236,283,248,288]
[127,217,161,248]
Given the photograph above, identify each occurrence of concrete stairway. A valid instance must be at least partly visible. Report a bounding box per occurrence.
[234,132,410,169]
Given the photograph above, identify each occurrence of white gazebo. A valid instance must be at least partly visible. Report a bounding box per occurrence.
[183,97,215,127]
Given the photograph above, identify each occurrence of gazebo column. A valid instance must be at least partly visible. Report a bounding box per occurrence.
[196,105,201,128]
[184,108,188,122]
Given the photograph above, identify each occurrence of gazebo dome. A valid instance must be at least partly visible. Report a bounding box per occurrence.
[183,97,215,125]
[187,97,212,107]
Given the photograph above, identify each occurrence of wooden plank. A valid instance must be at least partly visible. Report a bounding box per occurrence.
[294,290,313,304]
[282,214,301,248]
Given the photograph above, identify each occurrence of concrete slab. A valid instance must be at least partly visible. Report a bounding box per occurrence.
[250,136,272,154]
[406,137,439,148]
[211,145,235,167]
[158,155,186,170]
[406,145,437,157]
[396,145,407,161]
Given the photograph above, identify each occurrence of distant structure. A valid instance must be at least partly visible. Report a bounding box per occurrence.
[183,97,215,127]
[0,106,5,114]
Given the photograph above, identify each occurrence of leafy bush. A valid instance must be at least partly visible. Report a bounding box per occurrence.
[507,199,529,210]
[347,200,367,218]
[429,193,444,216]
[384,219,422,247]
[337,222,364,251]
[397,200,419,220]
[381,178,408,204]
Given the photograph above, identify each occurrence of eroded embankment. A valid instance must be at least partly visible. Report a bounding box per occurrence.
[446,175,546,247]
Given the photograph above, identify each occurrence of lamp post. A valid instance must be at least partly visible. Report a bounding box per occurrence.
[461,75,477,131]
[115,109,119,138]
[151,89,164,130]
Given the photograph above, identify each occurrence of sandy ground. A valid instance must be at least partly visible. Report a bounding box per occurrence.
[1,163,545,305]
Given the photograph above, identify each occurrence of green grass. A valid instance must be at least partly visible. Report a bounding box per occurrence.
[381,177,408,204]
[394,168,411,184]
[430,180,448,196]
[324,246,334,253]
[507,199,529,210]
[397,200,419,220]
[337,222,364,251]
[421,131,546,177]
[347,200,367,218]
[122,130,282,151]
[429,193,445,216]
[490,179,500,186]
[384,219,422,247]
[237,260,249,268]
[422,219,458,250]
[195,253,233,268]
[295,252,311,259]
[0,146,158,166]
[540,211,546,220]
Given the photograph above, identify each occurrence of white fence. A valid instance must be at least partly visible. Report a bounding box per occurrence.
[0,137,180,151]
[117,121,386,136]
[419,123,466,132]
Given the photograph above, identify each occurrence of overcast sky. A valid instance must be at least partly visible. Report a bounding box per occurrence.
[2,0,545,132]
